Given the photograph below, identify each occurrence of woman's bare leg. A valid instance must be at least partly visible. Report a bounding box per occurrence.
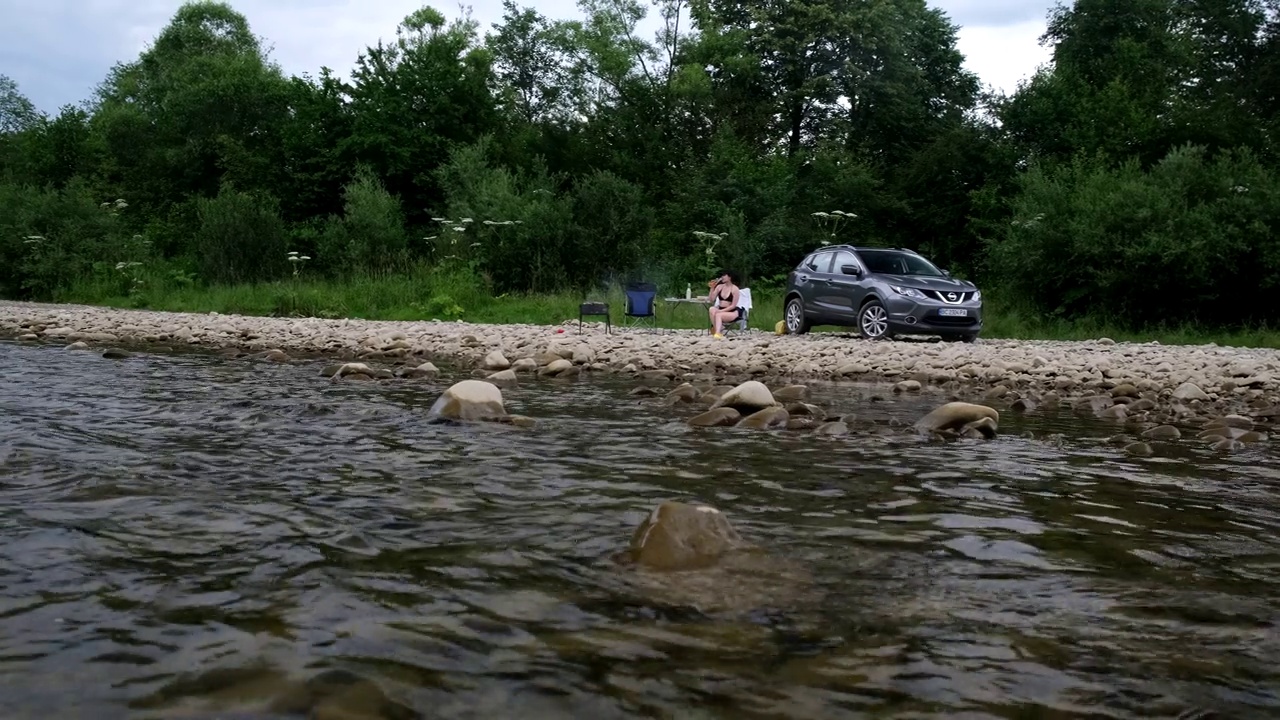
[714,309,735,335]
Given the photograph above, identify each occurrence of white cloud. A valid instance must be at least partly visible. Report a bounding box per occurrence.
[955,19,1054,96]
[1,0,1057,112]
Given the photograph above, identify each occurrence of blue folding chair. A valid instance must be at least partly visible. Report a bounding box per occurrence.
[622,282,658,331]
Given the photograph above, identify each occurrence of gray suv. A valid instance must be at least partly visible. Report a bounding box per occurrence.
[783,245,983,342]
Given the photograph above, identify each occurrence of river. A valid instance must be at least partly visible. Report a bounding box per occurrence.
[0,339,1277,719]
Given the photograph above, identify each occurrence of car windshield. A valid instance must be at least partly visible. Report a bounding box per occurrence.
[858,250,944,277]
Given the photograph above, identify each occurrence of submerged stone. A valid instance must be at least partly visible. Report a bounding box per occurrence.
[814,421,849,436]
[688,408,741,427]
[627,501,748,571]
[914,402,999,434]
[772,384,809,402]
[736,406,789,430]
[1141,425,1181,441]
[1124,442,1154,457]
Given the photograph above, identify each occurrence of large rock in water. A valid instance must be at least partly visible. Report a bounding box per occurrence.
[915,402,999,434]
[688,408,741,427]
[736,406,789,430]
[710,381,776,414]
[428,380,507,421]
[627,501,749,571]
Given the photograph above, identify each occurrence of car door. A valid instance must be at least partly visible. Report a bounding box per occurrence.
[823,249,866,320]
[794,251,833,315]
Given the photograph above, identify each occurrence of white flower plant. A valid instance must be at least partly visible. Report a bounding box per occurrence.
[287,251,312,278]
[811,210,858,245]
[692,230,727,278]
[426,216,523,268]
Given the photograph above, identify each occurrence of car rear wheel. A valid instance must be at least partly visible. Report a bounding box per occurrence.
[858,299,892,340]
[784,297,811,335]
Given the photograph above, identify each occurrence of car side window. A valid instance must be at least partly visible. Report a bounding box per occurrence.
[806,252,833,273]
[831,250,860,275]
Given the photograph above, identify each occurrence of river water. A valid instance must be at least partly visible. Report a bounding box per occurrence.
[0,339,1277,719]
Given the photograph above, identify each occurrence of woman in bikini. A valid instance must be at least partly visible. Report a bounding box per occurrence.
[707,271,742,339]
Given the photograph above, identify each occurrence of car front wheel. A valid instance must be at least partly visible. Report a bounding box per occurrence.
[858,299,892,340]
[785,297,811,335]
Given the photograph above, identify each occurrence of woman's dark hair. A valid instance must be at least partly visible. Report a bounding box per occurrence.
[718,270,740,285]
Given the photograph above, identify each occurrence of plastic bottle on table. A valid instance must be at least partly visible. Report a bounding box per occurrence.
[685,283,691,300]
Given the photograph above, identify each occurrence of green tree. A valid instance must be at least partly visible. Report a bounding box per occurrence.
[0,75,40,135]
[345,7,497,226]
[93,1,291,218]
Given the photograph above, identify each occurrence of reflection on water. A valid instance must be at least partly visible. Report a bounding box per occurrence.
[0,339,1277,719]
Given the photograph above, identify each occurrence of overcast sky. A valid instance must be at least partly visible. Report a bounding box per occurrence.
[1,0,1057,115]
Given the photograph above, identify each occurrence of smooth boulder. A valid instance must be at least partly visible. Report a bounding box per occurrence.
[914,402,999,434]
[538,358,574,377]
[1172,382,1210,402]
[772,385,808,402]
[736,406,789,430]
[627,501,748,571]
[687,408,741,427]
[428,380,507,421]
[400,361,439,378]
[665,383,701,404]
[1141,425,1180,441]
[482,350,511,370]
[711,381,776,414]
[814,421,849,436]
[486,368,518,386]
[893,380,922,394]
[331,362,376,380]
[959,417,998,439]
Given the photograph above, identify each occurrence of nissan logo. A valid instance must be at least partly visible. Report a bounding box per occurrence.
[946,292,957,301]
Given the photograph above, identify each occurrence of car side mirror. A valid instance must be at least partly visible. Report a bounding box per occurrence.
[840,264,862,276]
[942,269,951,277]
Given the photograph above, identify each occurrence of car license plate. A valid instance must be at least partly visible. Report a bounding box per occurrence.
[938,308,968,317]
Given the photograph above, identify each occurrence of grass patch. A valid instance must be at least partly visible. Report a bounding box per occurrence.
[979,299,1280,348]
[47,267,1280,348]
[56,265,785,331]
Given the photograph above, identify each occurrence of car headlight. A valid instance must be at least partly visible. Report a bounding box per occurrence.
[890,285,927,299]
[972,290,982,302]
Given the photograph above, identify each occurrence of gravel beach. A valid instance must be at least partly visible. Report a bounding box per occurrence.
[3,300,1280,430]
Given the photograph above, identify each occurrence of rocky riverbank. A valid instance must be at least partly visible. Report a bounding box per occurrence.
[3,300,1280,430]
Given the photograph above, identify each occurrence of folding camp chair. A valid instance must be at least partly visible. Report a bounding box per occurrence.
[735,287,752,331]
[578,301,611,334]
[622,282,658,331]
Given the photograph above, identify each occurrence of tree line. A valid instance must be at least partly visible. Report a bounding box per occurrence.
[2,0,1280,328]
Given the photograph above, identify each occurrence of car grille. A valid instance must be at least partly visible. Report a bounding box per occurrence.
[928,290,974,304]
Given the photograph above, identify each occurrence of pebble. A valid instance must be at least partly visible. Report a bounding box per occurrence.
[2,302,1278,414]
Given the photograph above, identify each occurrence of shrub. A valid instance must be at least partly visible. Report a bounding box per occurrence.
[985,144,1280,327]
[194,184,288,284]
[318,166,409,276]
[0,180,139,298]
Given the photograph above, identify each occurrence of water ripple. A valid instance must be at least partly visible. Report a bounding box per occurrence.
[0,339,1277,719]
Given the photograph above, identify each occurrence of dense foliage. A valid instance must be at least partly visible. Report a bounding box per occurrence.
[3,0,1280,328]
